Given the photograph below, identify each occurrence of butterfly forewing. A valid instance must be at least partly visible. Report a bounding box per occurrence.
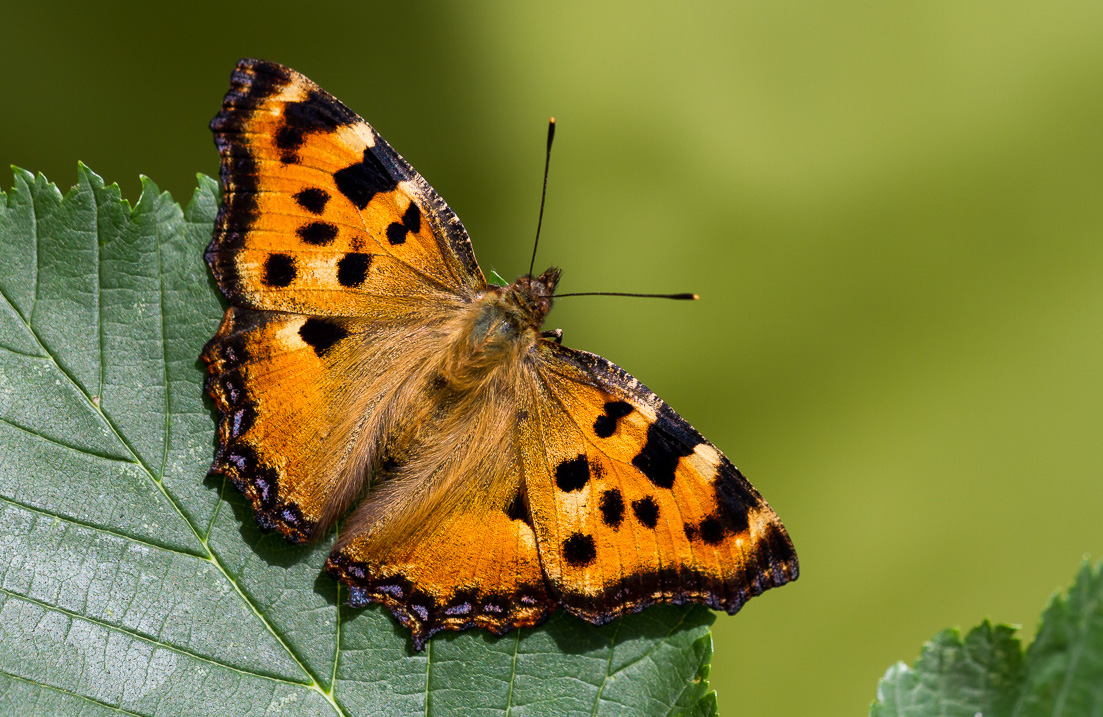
[203,58,484,542]
[207,58,485,315]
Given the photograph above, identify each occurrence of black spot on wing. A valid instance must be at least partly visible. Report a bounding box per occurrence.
[562,533,596,567]
[505,490,533,528]
[631,497,660,529]
[714,459,756,536]
[336,252,372,287]
[402,199,421,232]
[262,253,296,287]
[334,147,399,210]
[297,221,339,246]
[275,126,301,152]
[683,459,757,546]
[298,317,349,358]
[631,412,698,490]
[294,187,330,215]
[385,223,408,245]
[385,200,422,245]
[593,400,633,438]
[555,454,590,492]
[699,516,725,545]
[599,489,624,529]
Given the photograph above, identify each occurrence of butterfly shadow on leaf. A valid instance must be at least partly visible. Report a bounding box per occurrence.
[541,603,717,656]
[203,468,325,570]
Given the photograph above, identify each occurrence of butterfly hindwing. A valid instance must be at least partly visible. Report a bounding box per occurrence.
[324,480,554,650]
[323,384,554,649]
[207,58,485,316]
[523,342,798,623]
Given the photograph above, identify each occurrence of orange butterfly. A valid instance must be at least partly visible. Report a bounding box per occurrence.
[202,59,798,651]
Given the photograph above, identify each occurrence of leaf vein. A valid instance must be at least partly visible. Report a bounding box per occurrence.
[0,668,147,717]
[0,495,206,559]
[4,195,346,715]
[93,179,104,401]
[0,588,314,688]
[28,176,39,324]
[0,414,135,465]
[504,626,522,715]
[155,196,172,485]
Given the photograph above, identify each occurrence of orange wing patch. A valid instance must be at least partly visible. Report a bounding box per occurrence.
[325,489,553,650]
[202,301,454,542]
[203,307,373,541]
[207,59,484,316]
[524,343,797,623]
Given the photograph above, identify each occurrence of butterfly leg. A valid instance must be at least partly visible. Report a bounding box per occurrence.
[541,329,563,344]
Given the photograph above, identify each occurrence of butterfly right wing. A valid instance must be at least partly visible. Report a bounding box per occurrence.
[521,342,798,624]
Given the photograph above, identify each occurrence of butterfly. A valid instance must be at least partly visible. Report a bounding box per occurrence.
[202,58,798,651]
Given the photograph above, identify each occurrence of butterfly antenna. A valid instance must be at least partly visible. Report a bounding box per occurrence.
[553,291,700,300]
[528,117,556,278]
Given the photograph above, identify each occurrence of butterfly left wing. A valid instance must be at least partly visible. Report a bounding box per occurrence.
[204,59,488,543]
[522,342,798,623]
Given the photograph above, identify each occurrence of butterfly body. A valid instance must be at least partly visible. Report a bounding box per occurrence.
[203,59,797,650]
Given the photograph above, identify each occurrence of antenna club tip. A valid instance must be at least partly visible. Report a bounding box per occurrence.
[549,116,556,124]
[690,293,700,300]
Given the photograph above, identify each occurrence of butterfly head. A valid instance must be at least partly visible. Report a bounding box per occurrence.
[501,266,561,331]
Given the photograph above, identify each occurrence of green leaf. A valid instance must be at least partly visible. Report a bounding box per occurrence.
[0,166,718,716]
[871,561,1103,717]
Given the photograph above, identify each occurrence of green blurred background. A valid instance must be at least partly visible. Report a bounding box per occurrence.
[4,1,1101,713]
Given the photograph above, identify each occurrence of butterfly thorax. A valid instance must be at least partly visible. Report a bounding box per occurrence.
[439,267,560,391]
